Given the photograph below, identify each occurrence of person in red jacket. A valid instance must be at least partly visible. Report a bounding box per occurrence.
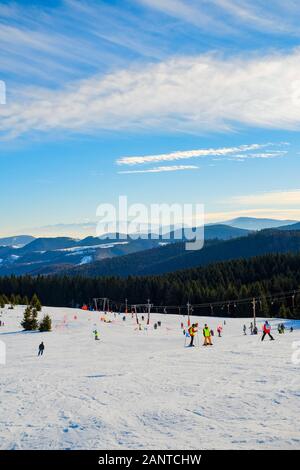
[261,321,275,341]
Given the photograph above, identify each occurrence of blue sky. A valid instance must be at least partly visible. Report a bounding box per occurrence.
[1,0,300,237]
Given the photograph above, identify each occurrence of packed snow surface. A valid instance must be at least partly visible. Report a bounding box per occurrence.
[0,306,299,450]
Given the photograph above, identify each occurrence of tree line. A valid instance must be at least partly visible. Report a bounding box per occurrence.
[0,251,300,318]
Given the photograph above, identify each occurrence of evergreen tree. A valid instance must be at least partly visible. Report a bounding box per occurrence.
[21,306,34,330]
[39,314,52,332]
[10,294,16,307]
[21,306,38,331]
[22,296,29,306]
[259,295,270,318]
[30,294,42,312]
[279,304,288,319]
[31,308,39,330]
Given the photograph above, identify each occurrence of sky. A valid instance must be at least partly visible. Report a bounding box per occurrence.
[1,0,300,237]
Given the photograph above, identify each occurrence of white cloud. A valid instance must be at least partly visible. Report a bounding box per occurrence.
[137,0,233,33]
[230,189,300,206]
[139,0,300,35]
[117,144,285,166]
[2,50,300,138]
[118,165,199,174]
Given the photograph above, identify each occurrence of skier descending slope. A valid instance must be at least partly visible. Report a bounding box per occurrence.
[261,321,275,342]
[93,330,100,341]
[38,342,45,356]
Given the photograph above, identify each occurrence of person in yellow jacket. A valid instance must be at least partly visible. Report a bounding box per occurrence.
[188,323,198,347]
[203,324,212,346]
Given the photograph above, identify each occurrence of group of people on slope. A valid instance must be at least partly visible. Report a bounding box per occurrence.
[243,322,258,335]
[243,320,293,341]
[188,323,213,347]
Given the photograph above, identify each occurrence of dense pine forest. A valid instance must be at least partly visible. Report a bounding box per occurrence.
[1,251,300,318]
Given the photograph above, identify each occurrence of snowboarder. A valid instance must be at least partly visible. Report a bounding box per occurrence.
[188,323,198,347]
[290,326,294,333]
[38,342,45,356]
[93,330,100,340]
[243,324,247,335]
[203,324,212,346]
[261,321,274,341]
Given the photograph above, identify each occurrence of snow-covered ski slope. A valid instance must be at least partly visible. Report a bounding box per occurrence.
[0,306,299,450]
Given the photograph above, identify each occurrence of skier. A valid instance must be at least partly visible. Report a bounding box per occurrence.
[188,323,198,347]
[217,325,222,337]
[38,342,45,356]
[243,324,247,335]
[261,321,274,341]
[290,326,294,333]
[203,324,212,346]
[250,322,254,335]
[93,329,100,340]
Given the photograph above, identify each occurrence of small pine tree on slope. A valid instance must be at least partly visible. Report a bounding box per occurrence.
[21,306,38,331]
[39,315,52,332]
[30,294,42,312]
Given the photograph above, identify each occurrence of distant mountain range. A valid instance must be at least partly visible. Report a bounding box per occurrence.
[0,217,299,277]
[0,224,249,276]
[62,230,300,278]
[0,235,35,248]
[219,217,297,230]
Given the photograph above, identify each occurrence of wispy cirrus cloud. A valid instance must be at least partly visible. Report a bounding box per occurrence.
[138,0,300,35]
[118,165,199,174]
[0,0,172,88]
[117,144,287,166]
[2,50,300,139]
[136,0,234,34]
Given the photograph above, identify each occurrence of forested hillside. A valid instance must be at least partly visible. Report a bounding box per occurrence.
[65,230,300,277]
[1,251,300,318]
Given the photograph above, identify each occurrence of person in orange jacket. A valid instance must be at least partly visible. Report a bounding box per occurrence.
[188,323,198,347]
